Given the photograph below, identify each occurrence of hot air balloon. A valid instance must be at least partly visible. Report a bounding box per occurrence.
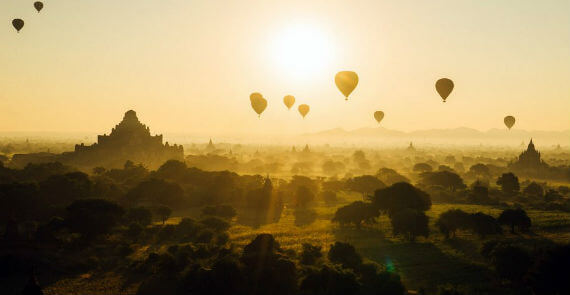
[504,116,515,130]
[283,95,295,110]
[374,111,384,124]
[435,78,454,102]
[250,92,267,118]
[298,104,310,118]
[34,2,44,12]
[335,71,358,100]
[12,19,24,32]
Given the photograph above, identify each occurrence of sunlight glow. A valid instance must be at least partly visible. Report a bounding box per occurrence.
[270,24,334,80]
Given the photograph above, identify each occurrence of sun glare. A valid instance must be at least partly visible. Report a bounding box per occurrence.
[270,24,334,80]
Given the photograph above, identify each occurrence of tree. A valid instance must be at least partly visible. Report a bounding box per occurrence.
[200,216,230,232]
[370,182,431,217]
[320,190,338,205]
[413,163,432,173]
[40,172,93,206]
[489,245,531,283]
[125,178,185,208]
[154,205,172,225]
[125,207,152,226]
[468,181,491,204]
[435,209,470,239]
[419,171,466,192]
[294,185,315,208]
[328,242,362,270]
[496,173,520,196]
[523,182,544,198]
[468,213,502,238]
[332,201,379,229]
[300,265,360,295]
[497,208,531,233]
[65,199,124,239]
[300,243,322,265]
[390,209,429,241]
[345,175,385,197]
[376,168,409,186]
[469,163,490,178]
[528,245,570,295]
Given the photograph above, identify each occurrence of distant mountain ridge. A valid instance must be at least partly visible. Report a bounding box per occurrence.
[303,127,569,146]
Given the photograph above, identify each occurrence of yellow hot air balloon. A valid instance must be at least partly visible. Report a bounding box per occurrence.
[298,104,310,118]
[250,92,267,117]
[374,111,384,124]
[283,95,295,110]
[335,71,358,100]
[504,116,515,130]
[435,78,454,102]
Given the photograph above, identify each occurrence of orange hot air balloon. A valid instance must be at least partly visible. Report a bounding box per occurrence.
[283,95,295,110]
[298,104,310,118]
[435,78,454,102]
[374,111,384,124]
[335,71,358,100]
[250,92,267,117]
[504,116,515,130]
[12,19,24,32]
[34,2,44,13]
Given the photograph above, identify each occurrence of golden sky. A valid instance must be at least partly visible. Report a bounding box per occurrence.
[1,0,569,136]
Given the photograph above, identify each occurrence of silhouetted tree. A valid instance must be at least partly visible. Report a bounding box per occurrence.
[320,190,338,205]
[435,209,470,239]
[200,216,230,232]
[413,163,432,173]
[390,209,429,241]
[300,243,322,265]
[468,181,491,204]
[419,171,466,192]
[489,245,531,283]
[346,175,385,197]
[523,182,544,198]
[376,168,409,186]
[468,213,502,238]
[370,182,431,217]
[300,265,360,295]
[497,208,531,233]
[469,163,490,178]
[496,173,520,196]
[154,205,172,225]
[125,207,152,226]
[328,242,362,270]
[125,178,185,208]
[65,199,124,240]
[332,201,379,229]
[527,245,570,295]
[294,185,315,208]
[40,172,93,205]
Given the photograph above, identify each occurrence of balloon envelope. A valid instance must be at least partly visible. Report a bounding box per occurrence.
[298,104,310,118]
[504,116,515,130]
[335,71,358,100]
[283,95,295,110]
[34,2,44,12]
[374,111,384,123]
[435,78,454,102]
[12,19,24,32]
[250,93,267,117]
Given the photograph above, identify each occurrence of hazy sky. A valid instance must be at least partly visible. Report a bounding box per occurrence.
[1,0,569,136]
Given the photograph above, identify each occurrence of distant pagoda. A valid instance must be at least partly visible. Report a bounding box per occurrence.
[69,110,183,168]
[509,139,548,171]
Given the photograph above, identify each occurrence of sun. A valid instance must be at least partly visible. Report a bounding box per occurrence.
[270,24,334,80]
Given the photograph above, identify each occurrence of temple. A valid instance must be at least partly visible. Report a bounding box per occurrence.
[509,139,548,171]
[11,110,183,169]
[70,110,183,168]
